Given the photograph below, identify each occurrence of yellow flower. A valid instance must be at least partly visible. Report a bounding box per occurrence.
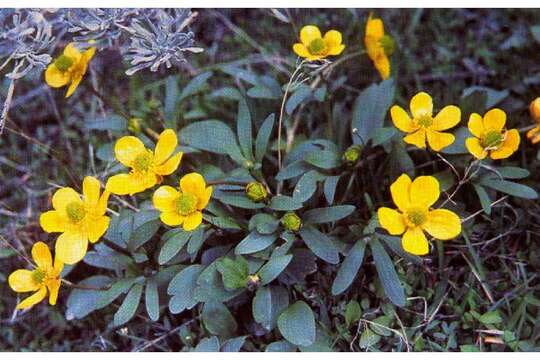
[45,42,95,98]
[293,25,345,61]
[106,129,183,196]
[391,91,461,151]
[364,14,392,80]
[40,176,110,265]
[377,174,461,256]
[465,108,520,160]
[152,173,212,232]
[526,98,540,144]
[8,242,63,310]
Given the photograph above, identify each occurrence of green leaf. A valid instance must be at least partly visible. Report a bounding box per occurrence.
[345,300,362,327]
[532,25,540,43]
[371,127,397,146]
[460,345,480,352]
[253,286,289,331]
[268,195,303,211]
[323,176,340,205]
[332,240,366,295]
[65,276,112,320]
[179,71,213,101]
[221,336,247,352]
[276,160,312,181]
[266,341,297,352]
[186,227,206,255]
[359,328,380,349]
[164,76,179,127]
[249,213,279,234]
[194,261,244,303]
[462,86,509,109]
[96,277,139,310]
[202,301,238,338]
[168,265,203,314]
[494,166,530,179]
[85,114,127,132]
[293,170,323,203]
[216,256,249,290]
[286,85,312,115]
[145,279,159,321]
[180,120,244,161]
[479,311,503,325]
[370,238,406,307]
[303,205,355,224]
[255,113,275,162]
[304,150,341,169]
[277,301,316,347]
[217,194,266,209]
[351,78,395,143]
[478,178,538,199]
[235,231,277,255]
[158,229,192,264]
[299,226,340,264]
[473,184,492,216]
[237,97,254,160]
[440,126,470,155]
[113,283,143,326]
[129,210,161,250]
[258,255,293,285]
[193,337,220,352]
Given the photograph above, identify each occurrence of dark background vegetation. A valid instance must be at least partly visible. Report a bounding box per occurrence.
[1,8,539,351]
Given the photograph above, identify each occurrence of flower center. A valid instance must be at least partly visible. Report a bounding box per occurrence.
[379,35,395,56]
[66,201,86,223]
[406,207,427,227]
[416,114,433,128]
[307,38,327,55]
[132,151,153,172]
[175,193,198,216]
[482,130,503,149]
[54,55,74,72]
[32,268,47,285]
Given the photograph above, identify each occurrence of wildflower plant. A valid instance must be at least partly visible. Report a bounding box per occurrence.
[1,8,539,353]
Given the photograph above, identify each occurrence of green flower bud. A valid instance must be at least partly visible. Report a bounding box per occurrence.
[246,274,261,290]
[245,181,268,203]
[243,160,254,169]
[281,212,302,232]
[379,35,395,57]
[342,145,362,166]
[128,118,142,134]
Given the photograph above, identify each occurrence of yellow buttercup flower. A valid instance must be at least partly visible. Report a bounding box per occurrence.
[465,108,520,160]
[377,174,461,256]
[45,42,95,98]
[391,92,461,151]
[106,129,183,196]
[8,242,63,310]
[293,25,345,61]
[40,176,110,265]
[526,97,540,144]
[152,172,212,232]
[364,14,393,80]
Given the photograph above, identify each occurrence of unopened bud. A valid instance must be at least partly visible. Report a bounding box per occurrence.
[246,181,268,202]
[530,97,540,122]
[281,212,302,232]
[128,118,142,134]
[343,145,362,166]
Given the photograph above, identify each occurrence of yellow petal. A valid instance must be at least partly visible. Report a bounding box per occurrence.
[47,280,61,306]
[401,227,429,256]
[293,43,311,58]
[154,129,178,165]
[468,113,485,138]
[365,36,381,62]
[374,55,390,80]
[55,231,88,265]
[40,210,66,233]
[410,176,440,208]
[197,186,213,210]
[327,44,345,56]
[390,173,411,212]
[365,15,384,39]
[52,187,81,214]
[114,136,146,168]
[45,65,70,88]
[391,105,415,133]
[9,269,39,292]
[88,216,110,243]
[105,173,136,195]
[63,43,82,61]
[300,25,322,46]
[423,209,461,240]
[377,207,405,235]
[410,92,433,118]
[83,176,101,206]
[426,129,455,152]
[65,75,82,98]
[183,211,203,231]
[483,108,506,132]
[16,286,47,310]
[82,47,96,63]
[403,128,427,148]
[97,190,110,215]
[153,185,179,213]
[160,211,184,226]
[323,30,343,55]
[154,151,183,176]
[54,257,64,274]
[491,129,520,160]
[32,242,53,270]
[180,173,206,199]
[465,137,487,160]
[432,105,461,131]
